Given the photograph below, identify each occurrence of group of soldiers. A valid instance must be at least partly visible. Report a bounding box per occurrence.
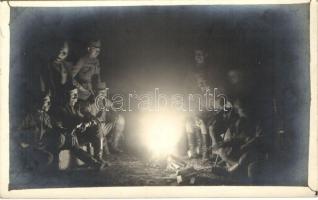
[17,38,267,181]
[184,48,267,180]
[18,39,125,171]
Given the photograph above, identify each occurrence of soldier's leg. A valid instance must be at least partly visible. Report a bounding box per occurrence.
[218,146,240,172]
[47,133,66,169]
[86,126,104,161]
[197,119,208,160]
[209,124,217,147]
[82,126,105,162]
[185,119,197,158]
[99,122,113,156]
[70,146,107,169]
[111,114,125,153]
[88,135,103,161]
[194,128,202,155]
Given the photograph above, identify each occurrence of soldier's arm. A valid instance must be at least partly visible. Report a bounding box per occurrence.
[50,107,67,130]
[70,57,85,78]
[92,60,101,83]
[77,102,95,120]
[18,114,37,148]
[95,60,101,76]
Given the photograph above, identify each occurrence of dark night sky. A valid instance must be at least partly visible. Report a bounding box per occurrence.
[10,5,309,94]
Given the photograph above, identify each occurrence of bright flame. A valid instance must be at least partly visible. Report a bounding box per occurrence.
[140,112,184,157]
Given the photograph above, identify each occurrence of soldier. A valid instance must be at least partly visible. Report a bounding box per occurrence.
[52,83,107,170]
[184,48,214,161]
[211,99,266,180]
[71,40,102,101]
[18,92,54,171]
[40,40,73,106]
[78,82,125,159]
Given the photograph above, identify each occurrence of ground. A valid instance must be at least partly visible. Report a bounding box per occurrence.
[10,153,241,190]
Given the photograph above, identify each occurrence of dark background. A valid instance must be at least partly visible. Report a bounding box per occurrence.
[10,4,310,186]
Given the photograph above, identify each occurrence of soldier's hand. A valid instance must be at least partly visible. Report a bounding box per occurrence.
[71,135,78,146]
[76,123,86,132]
[195,118,203,126]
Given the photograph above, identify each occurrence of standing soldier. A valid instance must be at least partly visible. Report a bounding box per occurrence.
[184,48,214,161]
[71,40,102,101]
[40,40,73,107]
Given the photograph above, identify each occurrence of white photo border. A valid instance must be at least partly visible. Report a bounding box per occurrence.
[0,0,316,198]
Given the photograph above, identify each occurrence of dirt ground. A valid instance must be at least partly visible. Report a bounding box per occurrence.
[10,153,240,190]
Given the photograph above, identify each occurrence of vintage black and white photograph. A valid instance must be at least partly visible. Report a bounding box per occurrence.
[5,1,312,191]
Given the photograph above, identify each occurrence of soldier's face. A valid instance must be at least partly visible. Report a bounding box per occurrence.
[56,42,69,61]
[98,89,107,97]
[88,47,100,58]
[194,50,205,64]
[41,96,51,112]
[68,89,78,106]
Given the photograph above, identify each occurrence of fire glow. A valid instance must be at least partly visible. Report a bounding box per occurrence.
[140,112,185,157]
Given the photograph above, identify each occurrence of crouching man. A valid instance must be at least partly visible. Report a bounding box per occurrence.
[211,100,266,181]
[18,92,54,172]
[51,83,107,170]
[79,82,125,160]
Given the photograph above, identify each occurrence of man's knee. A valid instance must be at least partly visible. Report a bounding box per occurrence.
[58,134,66,149]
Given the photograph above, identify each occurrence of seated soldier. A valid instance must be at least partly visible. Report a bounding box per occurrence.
[185,73,226,161]
[78,82,125,159]
[211,99,266,180]
[18,92,54,172]
[51,82,107,170]
[209,100,237,154]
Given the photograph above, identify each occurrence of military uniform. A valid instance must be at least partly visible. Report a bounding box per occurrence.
[40,59,74,105]
[71,55,101,100]
[78,92,125,158]
[18,110,54,171]
[48,60,73,101]
[52,103,106,169]
[184,63,215,159]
